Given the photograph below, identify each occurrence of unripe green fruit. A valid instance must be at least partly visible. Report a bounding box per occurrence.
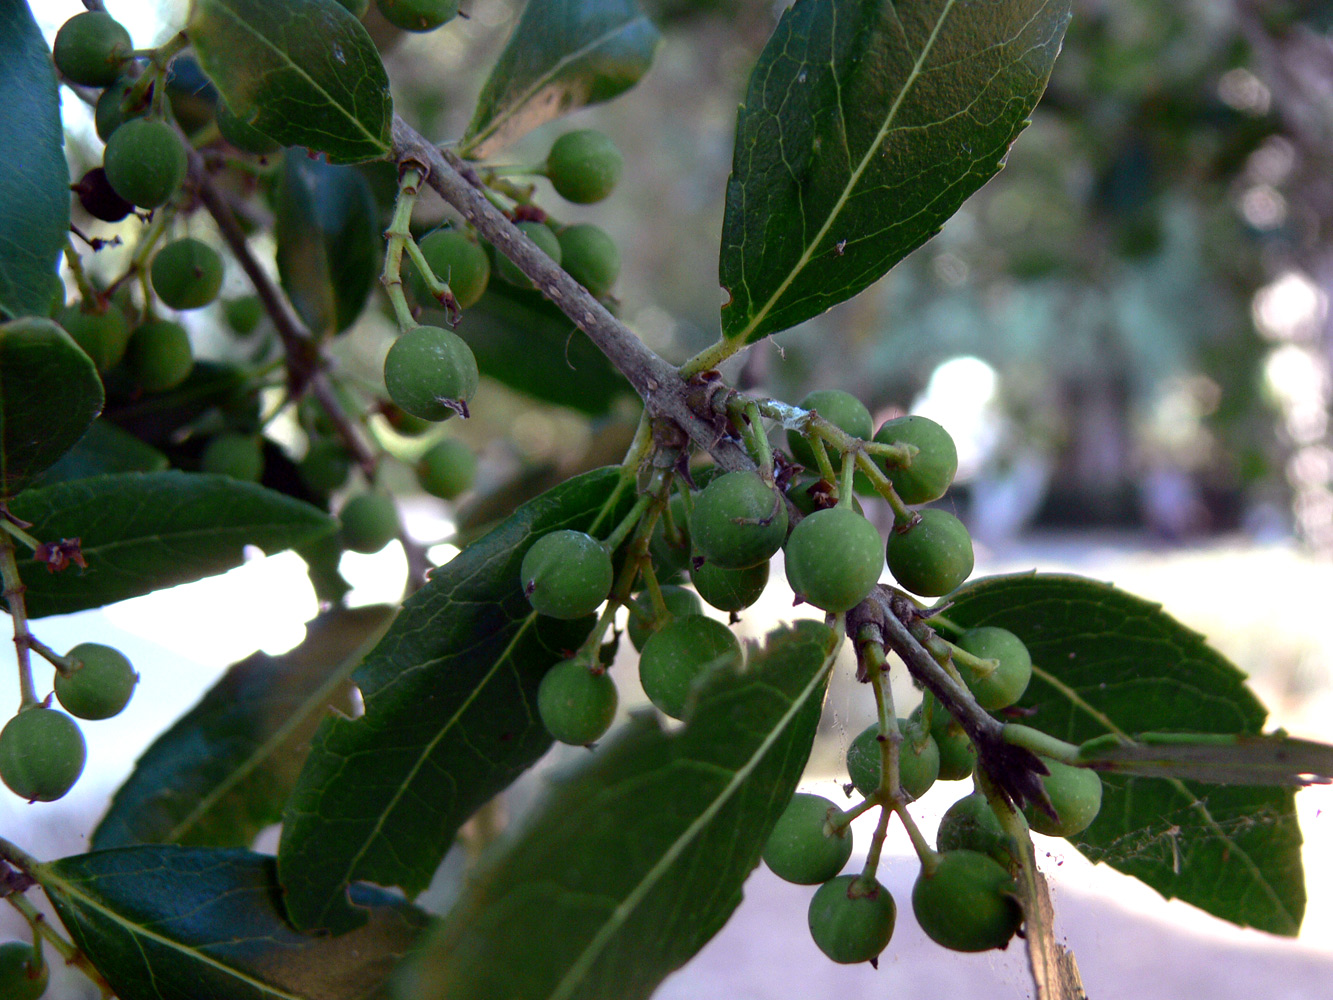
[537,659,617,746]
[626,585,703,653]
[886,509,973,597]
[335,0,371,16]
[151,239,225,311]
[103,119,187,209]
[223,295,264,335]
[689,558,768,613]
[383,325,479,421]
[521,529,613,620]
[912,850,1021,952]
[95,78,145,143]
[200,433,264,482]
[416,438,477,500]
[847,719,940,799]
[55,643,138,720]
[412,231,491,309]
[911,701,976,781]
[216,102,280,155]
[937,793,1010,865]
[638,615,741,719]
[689,471,788,570]
[53,11,132,87]
[60,303,129,372]
[762,793,853,885]
[0,941,48,1000]
[787,390,873,471]
[954,626,1032,711]
[546,130,623,205]
[0,708,86,802]
[340,492,399,555]
[298,438,352,496]
[127,319,194,392]
[873,415,958,505]
[375,0,460,31]
[1023,758,1104,838]
[497,222,562,289]
[807,875,897,965]
[556,224,621,297]
[784,506,883,613]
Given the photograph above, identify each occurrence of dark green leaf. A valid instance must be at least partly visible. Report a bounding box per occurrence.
[394,619,839,1000]
[32,418,167,488]
[93,606,395,851]
[104,361,255,448]
[0,318,103,498]
[40,847,426,1000]
[463,0,661,158]
[11,471,336,618]
[278,467,637,933]
[718,0,1071,344]
[0,0,69,319]
[1077,731,1333,787]
[277,154,380,336]
[945,573,1305,936]
[187,0,392,164]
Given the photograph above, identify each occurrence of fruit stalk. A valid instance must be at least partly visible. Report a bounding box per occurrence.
[0,532,38,711]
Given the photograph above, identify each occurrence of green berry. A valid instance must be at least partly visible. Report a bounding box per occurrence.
[954,626,1032,711]
[911,701,976,781]
[223,295,264,335]
[521,529,613,620]
[638,615,741,719]
[763,793,853,885]
[537,659,617,746]
[216,101,280,155]
[103,119,187,209]
[412,231,491,309]
[60,303,129,372]
[886,509,973,597]
[95,77,145,143]
[912,850,1022,952]
[298,438,352,496]
[873,416,958,505]
[807,875,897,965]
[689,558,768,613]
[55,643,138,720]
[689,470,788,570]
[53,11,132,87]
[127,319,193,392]
[1023,758,1104,838]
[416,438,477,500]
[497,222,562,289]
[546,130,624,205]
[556,223,621,297]
[784,506,882,613]
[787,390,873,471]
[0,941,48,1000]
[200,433,264,482]
[0,708,86,802]
[340,492,399,555]
[625,585,703,653]
[383,325,479,421]
[937,793,1011,866]
[846,719,940,799]
[151,239,224,311]
[375,0,460,31]
[335,0,371,15]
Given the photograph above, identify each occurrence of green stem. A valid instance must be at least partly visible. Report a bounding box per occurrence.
[600,494,653,553]
[893,801,939,874]
[382,167,425,333]
[5,893,112,998]
[0,518,41,552]
[678,337,738,378]
[61,242,98,304]
[838,449,856,504]
[1002,724,1080,764]
[857,801,893,886]
[0,531,39,711]
[854,451,915,524]
[826,793,880,833]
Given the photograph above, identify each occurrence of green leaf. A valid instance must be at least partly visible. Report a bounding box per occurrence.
[0,0,69,319]
[32,418,168,488]
[425,283,632,416]
[39,847,426,1000]
[944,573,1305,936]
[718,0,1071,344]
[278,467,637,933]
[11,471,335,618]
[393,619,839,1000]
[93,606,395,851]
[187,0,392,164]
[1077,731,1333,787]
[0,318,103,498]
[276,154,380,336]
[463,0,661,158]
[105,360,253,449]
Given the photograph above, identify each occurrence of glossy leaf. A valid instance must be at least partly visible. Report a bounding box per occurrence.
[40,847,426,1000]
[463,0,661,158]
[393,619,840,1000]
[11,471,335,618]
[945,573,1305,936]
[0,318,103,498]
[93,606,395,850]
[718,0,1071,344]
[1076,731,1333,787]
[276,154,380,336]
[33,418,168,488]
[278,467,637,933]
[187,0,392,164]
[0,0,68,319]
